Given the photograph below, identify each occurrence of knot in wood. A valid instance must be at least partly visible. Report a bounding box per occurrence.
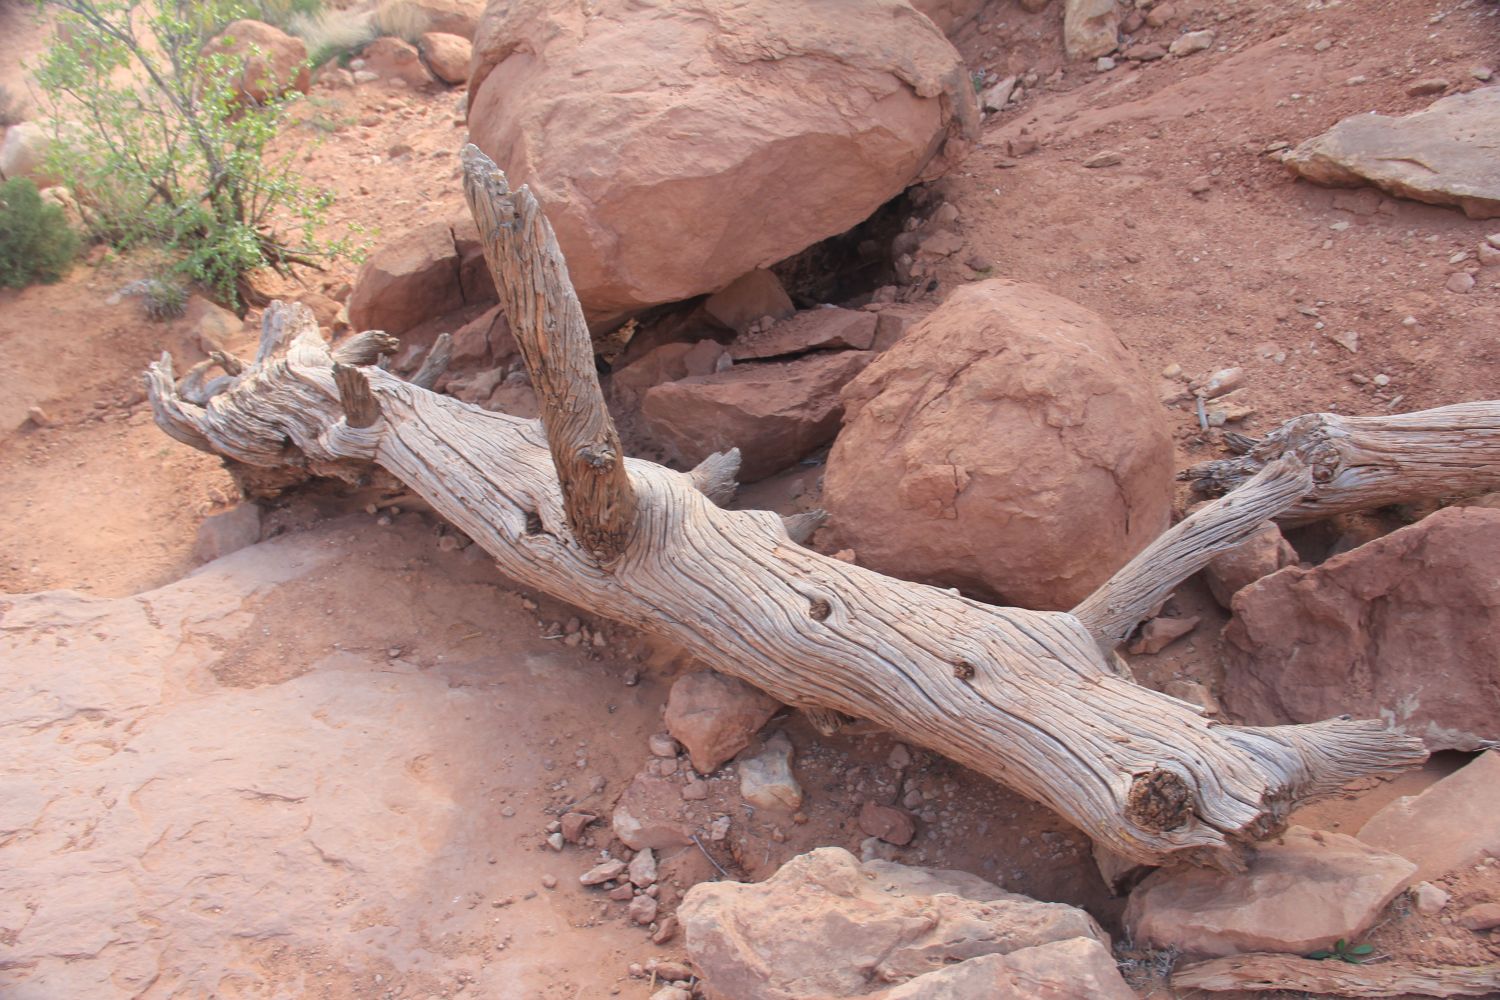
[578,444,617,470]
[1127,768,1194,832]
[952,660,976,680]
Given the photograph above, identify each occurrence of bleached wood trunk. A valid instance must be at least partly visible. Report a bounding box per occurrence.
[1172,953,1500,997]
[142,147,1428,869]
[1183,404,1500,522]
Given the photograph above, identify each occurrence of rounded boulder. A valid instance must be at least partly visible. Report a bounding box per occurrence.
[467,0,977,326]
[823,279,1173,610]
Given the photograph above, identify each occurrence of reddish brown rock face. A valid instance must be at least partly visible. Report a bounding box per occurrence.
[1222,506,1500,751]
[467,0,977,325]
[824,278,1173,610]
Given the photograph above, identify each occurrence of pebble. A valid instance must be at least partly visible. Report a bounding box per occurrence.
[1402,315,1419,327]
[1082,151,1123,168]
[580,859,627,885]
[627,894,659,925]
[546,832,565,852]
[1373,374,1391,387]
[1406,78,1450,97]
[1187,175,1212,195]
[25,405,51,427]
[1457,903,1500,931]
[353,69,379,84]
[1412,881,1450,914]
[887,743,912,770]
[541,874,558,889]
[1446,272,1475,294]
[1095,56,1116,72]
[1313,38,1333,52]
[1474,67,1495,82]
[1196,366,1244,399]
[964,254,993,271]
[681,778,709,801]
[1325,330,1359,353]
[561,811,597,843]
[650,986,691,1000]
[607,883,635,901]
[628,848,658,887]
[859,802,917,846]
[1145,2,1175,27]
[1169,30,1215,56]
[648,732,679,758]
[1161,362,1182,379]
[651,915,679,944]
[1479,243,1500,266]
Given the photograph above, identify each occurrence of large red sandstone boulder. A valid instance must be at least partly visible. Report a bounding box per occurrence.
[1358,751,1500,883]
[347,218,492,335]
[1222,506,1500,751]
[1125,827,1415,958]
[642,351,873,482]
[823,279,1173,610]
[207,20,311,104]
[680,847,1130,1000]
[418,32,472,85]
[468,0,977,325]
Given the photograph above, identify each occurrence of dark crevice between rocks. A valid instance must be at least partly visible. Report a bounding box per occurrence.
[770,187,918,309]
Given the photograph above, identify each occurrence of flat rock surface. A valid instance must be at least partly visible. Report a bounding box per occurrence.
[1285,86,1500,218]
[1222,506,1500,751]
[0,519,664,998]
[1358,751,1500,883]
[1124,826,1415,958]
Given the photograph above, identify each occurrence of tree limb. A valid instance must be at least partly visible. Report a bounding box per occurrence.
[460,144,638,563]
[1172,953,1500,997]
[1181,402,1500,523]
[142,300,1426,868]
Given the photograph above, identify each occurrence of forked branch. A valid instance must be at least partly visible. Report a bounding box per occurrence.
[460,144,638,563]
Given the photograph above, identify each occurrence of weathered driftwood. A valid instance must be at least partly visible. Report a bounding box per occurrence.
[142,146,1428,868]
[1183,403,1500,522]
[1172,953,1500,997]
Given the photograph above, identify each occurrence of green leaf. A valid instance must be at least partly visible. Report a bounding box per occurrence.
[1348,944,1375,955]
[1335,939,1347,951]
[1306,951,1332,960]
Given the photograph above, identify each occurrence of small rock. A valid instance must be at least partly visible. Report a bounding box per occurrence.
[1447,272,1476,294]
[608,883,635,901]
[1187,175,1212,195]
[738,732,803,811]
[887,744,912,770]
[708,815,731,841]
[580,859,627,885]
[1145,2,1175,27]
[24,405,52,428]
[1169,30,1215,57]
[1412,882,1450,915]
[964,254,993,272]
[1479,243,1500,266]
[1326,330,1359,353]
[546,832,565,852]
[628,893,660,925]
[648,732,679,758]
[541,874,558,889]
[681,779,709,801]
[1164,679,1219,714]
[651,915,679,944]
[650,986,690,1000]
[561,811,597,844]
[860,836,901,862]
[1196,366,1244,398]
[1313,38,1333,52]
[979,76,1017,112]
[1373,373,1391,387]
[1406,78,1450,97]
[1457,903,1500,931]
[628,848,658,887]
[1127,615,1200,655]
[1082,151,1123,168]
[859,802,917,846]
[1095,56,1116,72]
[1473,67,1495,82]
[193,504,263,563]
[665,671,780,773]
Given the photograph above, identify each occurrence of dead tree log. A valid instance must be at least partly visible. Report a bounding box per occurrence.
[1182,403,1500,522]
[141,146,1427,868]
[1172,953,1500,997]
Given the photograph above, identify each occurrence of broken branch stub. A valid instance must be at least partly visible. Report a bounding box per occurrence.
[141,153,1429,868]
[1181,402,1500,522]
[460,144,638,563]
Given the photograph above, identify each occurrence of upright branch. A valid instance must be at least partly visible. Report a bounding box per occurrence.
[1182,401,1500,522]
[460,144,638,563]
[1073,459,1314,651]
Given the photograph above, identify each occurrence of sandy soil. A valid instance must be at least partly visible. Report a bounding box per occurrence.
[3,0,1499,996]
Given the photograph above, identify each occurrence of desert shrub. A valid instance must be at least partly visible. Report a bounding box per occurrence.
[32,0,362,306]
[373,0,430,43]
[287,6,378,66]
[246,0,322,31]
[0,177,79,287]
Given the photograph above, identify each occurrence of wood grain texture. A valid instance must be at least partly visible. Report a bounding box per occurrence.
[1173,953,1500,997]
[143,300,1427,868]
[460,144,637,562]
[1182,403,1500,522]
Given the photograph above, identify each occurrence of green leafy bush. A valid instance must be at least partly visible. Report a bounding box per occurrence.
[32,0,362,306]
[0,177,79,287]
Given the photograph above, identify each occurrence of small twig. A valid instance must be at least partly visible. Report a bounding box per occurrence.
[690,834,735,880]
